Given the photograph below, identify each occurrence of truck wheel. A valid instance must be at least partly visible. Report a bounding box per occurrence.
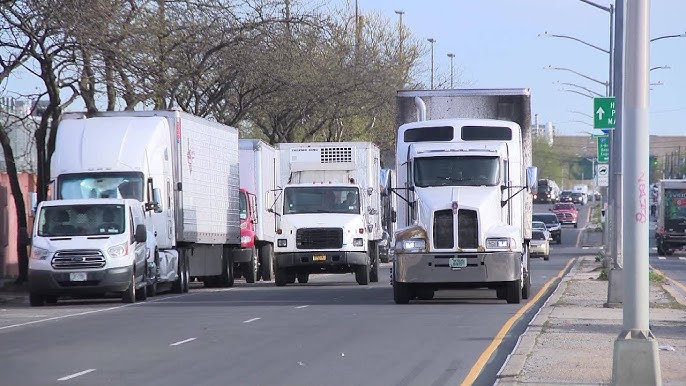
[557,236,562,245]
[44,295,58,305]
[393,281,412,304]
[657,243,665,256]
[287,272,296,284]
[665,249,674,256]
[543,253,550,261]
[182,252,190,292]
[29,293,45,307]
[172,251,184,293]
[243,247,258,283]
[275,267,288,287]
[415,288,434,300]
[369,241,379,283]
[496,287,507,300]
[296,272,309,283]
[506,279,522,304]
[522,253,531,299]
[355,264,369,285]
[218,251,235,287]
[122,269,136,303]
[259,244,274,281]
[574,223,578,228]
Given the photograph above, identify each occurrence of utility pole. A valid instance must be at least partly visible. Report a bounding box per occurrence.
[447,53,455,88]
[611,0,662,384]
[427,38,436,89]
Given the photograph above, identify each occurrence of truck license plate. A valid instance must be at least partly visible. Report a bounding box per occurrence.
[448,257,467,269]
[312,255,326,261]
[70,272,87,282]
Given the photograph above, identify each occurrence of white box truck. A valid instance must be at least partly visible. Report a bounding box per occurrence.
[238,139,279,282]
[50,109,242,292]
[273,142,383,285]
[392,89,537,304]
[655,179,686,256]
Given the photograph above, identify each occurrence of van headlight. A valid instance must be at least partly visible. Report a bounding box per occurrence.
[30,246,49,260]
[486,238,515,251]
[395,239,427,253]
[108,242,129,258]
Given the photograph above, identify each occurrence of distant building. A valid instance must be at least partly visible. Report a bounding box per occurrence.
[532,119,555,146]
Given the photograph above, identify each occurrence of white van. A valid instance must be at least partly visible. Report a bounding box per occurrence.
[28,199,149,306]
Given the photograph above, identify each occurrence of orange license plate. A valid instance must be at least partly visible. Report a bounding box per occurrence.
[312,255,326,261]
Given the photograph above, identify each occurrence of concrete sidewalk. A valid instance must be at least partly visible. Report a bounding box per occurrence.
[496,242,686,385]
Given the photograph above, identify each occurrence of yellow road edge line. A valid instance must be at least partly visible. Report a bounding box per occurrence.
[651,266,686,293]
[460,257,575,386]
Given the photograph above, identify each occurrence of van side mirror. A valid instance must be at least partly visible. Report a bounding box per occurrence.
[134,224,147,242]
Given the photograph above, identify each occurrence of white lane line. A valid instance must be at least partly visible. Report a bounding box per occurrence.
[295,305,309,309]
[679,257,686,261]
[0,305,128,331]
[58,369,96,381]
[243,317,261,324]
[170,338,196,346]
[658,256,666,260]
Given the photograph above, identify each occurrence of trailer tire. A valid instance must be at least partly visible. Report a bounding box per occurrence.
[218,250,235,288]
[369,241,379,283]
[296,272,309,284]
[355,264,369,285]
[259,244,274,281]
[29,293,45,307]
[182,252,190,292]
[506,279,522,304]
[275,267,288,287]
[393,281,411,304]
[243,247,258,283]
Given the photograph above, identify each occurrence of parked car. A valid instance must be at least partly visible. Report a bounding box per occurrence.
[530,230,550,260]
[532,220,551,241]
[532,213,562,244]
[559,190,573,203]
[551,202,578,228]
[571,192,587,205]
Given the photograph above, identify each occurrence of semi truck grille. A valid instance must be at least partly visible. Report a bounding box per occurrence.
[433,210,454,249]
[52,250,106,270]
[296,228,343,249]
[458,210,478,249]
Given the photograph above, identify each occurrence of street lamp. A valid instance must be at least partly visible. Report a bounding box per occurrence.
[427,38,436,89]
[545,65,609,95]
[395,10,404,62]
[555,81,604,97]
[539,31,610,54]
[650,65,670,72]
[447,53,455,88]
[558,88,595,99]
[569,110,594,119]
[650,32,686,42]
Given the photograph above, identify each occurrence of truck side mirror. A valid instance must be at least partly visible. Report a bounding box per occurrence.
[526,166,538,191]
[391,210,397,223]
[134,224,147,243]
[146,188,163,213]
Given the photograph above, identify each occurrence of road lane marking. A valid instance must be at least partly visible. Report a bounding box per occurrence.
[295,305,309,309]
[658,256,666,260]
[651,267,686,293]
[462,257,575,386]
[58,369,96,381]
[170,338,196,346]
[679,257,686,261]
[243,318,261,323]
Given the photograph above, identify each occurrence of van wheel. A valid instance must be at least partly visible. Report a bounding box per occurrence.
[355,264,369,285]
[296,272,309,283]
[135,280,147,302]
[122,269,136,303]
[29,293,45,307]
[259,244,274,281]
[506,279,522,304]
[393,281,411,304]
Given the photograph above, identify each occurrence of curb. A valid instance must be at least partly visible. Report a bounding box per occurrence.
[495,256,584,385]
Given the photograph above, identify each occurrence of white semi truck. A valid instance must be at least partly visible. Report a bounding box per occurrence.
[50,110,242,292]
[655,179,686,256]
[238,139,279,282]
[392,89,537,304]
[273,142,383,285]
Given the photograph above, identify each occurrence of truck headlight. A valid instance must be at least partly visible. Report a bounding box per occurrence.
[277,239,287,247]
[395,239,427,253]
[30,246,49,260]
[353,238,364,247]
[241,236,252,245]
[108,242,129,258]
[486,238,515,250]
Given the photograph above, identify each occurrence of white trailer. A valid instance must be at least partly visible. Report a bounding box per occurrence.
[51,109,241,292]
[273,142,383,285]
[392,89,536,304]
[238,139,279,281]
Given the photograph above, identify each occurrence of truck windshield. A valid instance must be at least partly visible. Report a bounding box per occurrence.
[664,189,686,224]
[239,191,248,220]
[284,186,359,214]
[38,204,126,237]
[414,156,499,187]
[58,172,144,201]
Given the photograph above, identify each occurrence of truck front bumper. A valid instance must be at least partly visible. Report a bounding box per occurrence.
[28,267,133,296]
[393,252,521,284]
[275,251,369,269]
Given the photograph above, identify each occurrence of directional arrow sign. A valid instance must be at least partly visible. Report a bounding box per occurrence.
[594,97,616,129]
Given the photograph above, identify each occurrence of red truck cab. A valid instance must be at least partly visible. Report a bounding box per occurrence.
[551,202,578,228]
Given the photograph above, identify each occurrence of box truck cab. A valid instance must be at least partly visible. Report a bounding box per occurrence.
[29,199,149,306]
[655,179,686,256]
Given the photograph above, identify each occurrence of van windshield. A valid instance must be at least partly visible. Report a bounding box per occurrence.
[58,172,144,201]
[38,204,126,237]
[414,156,499,187]
[284,186,359,214]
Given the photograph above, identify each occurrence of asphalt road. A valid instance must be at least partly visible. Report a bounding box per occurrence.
[0,206,596,386]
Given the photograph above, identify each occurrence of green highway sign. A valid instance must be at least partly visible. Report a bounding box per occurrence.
[593,97,616,129]
[597,135,610,163]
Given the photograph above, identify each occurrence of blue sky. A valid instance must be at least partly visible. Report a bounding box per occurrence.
[354,0,686,136]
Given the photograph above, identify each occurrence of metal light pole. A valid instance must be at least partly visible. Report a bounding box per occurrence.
[395,10,404,62]
[545,65,609,94]
[428,38,436,89]
[447,53,455,88]
[612,1,662,384]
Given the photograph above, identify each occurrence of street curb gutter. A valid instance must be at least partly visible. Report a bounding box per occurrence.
[494,257,581,385]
